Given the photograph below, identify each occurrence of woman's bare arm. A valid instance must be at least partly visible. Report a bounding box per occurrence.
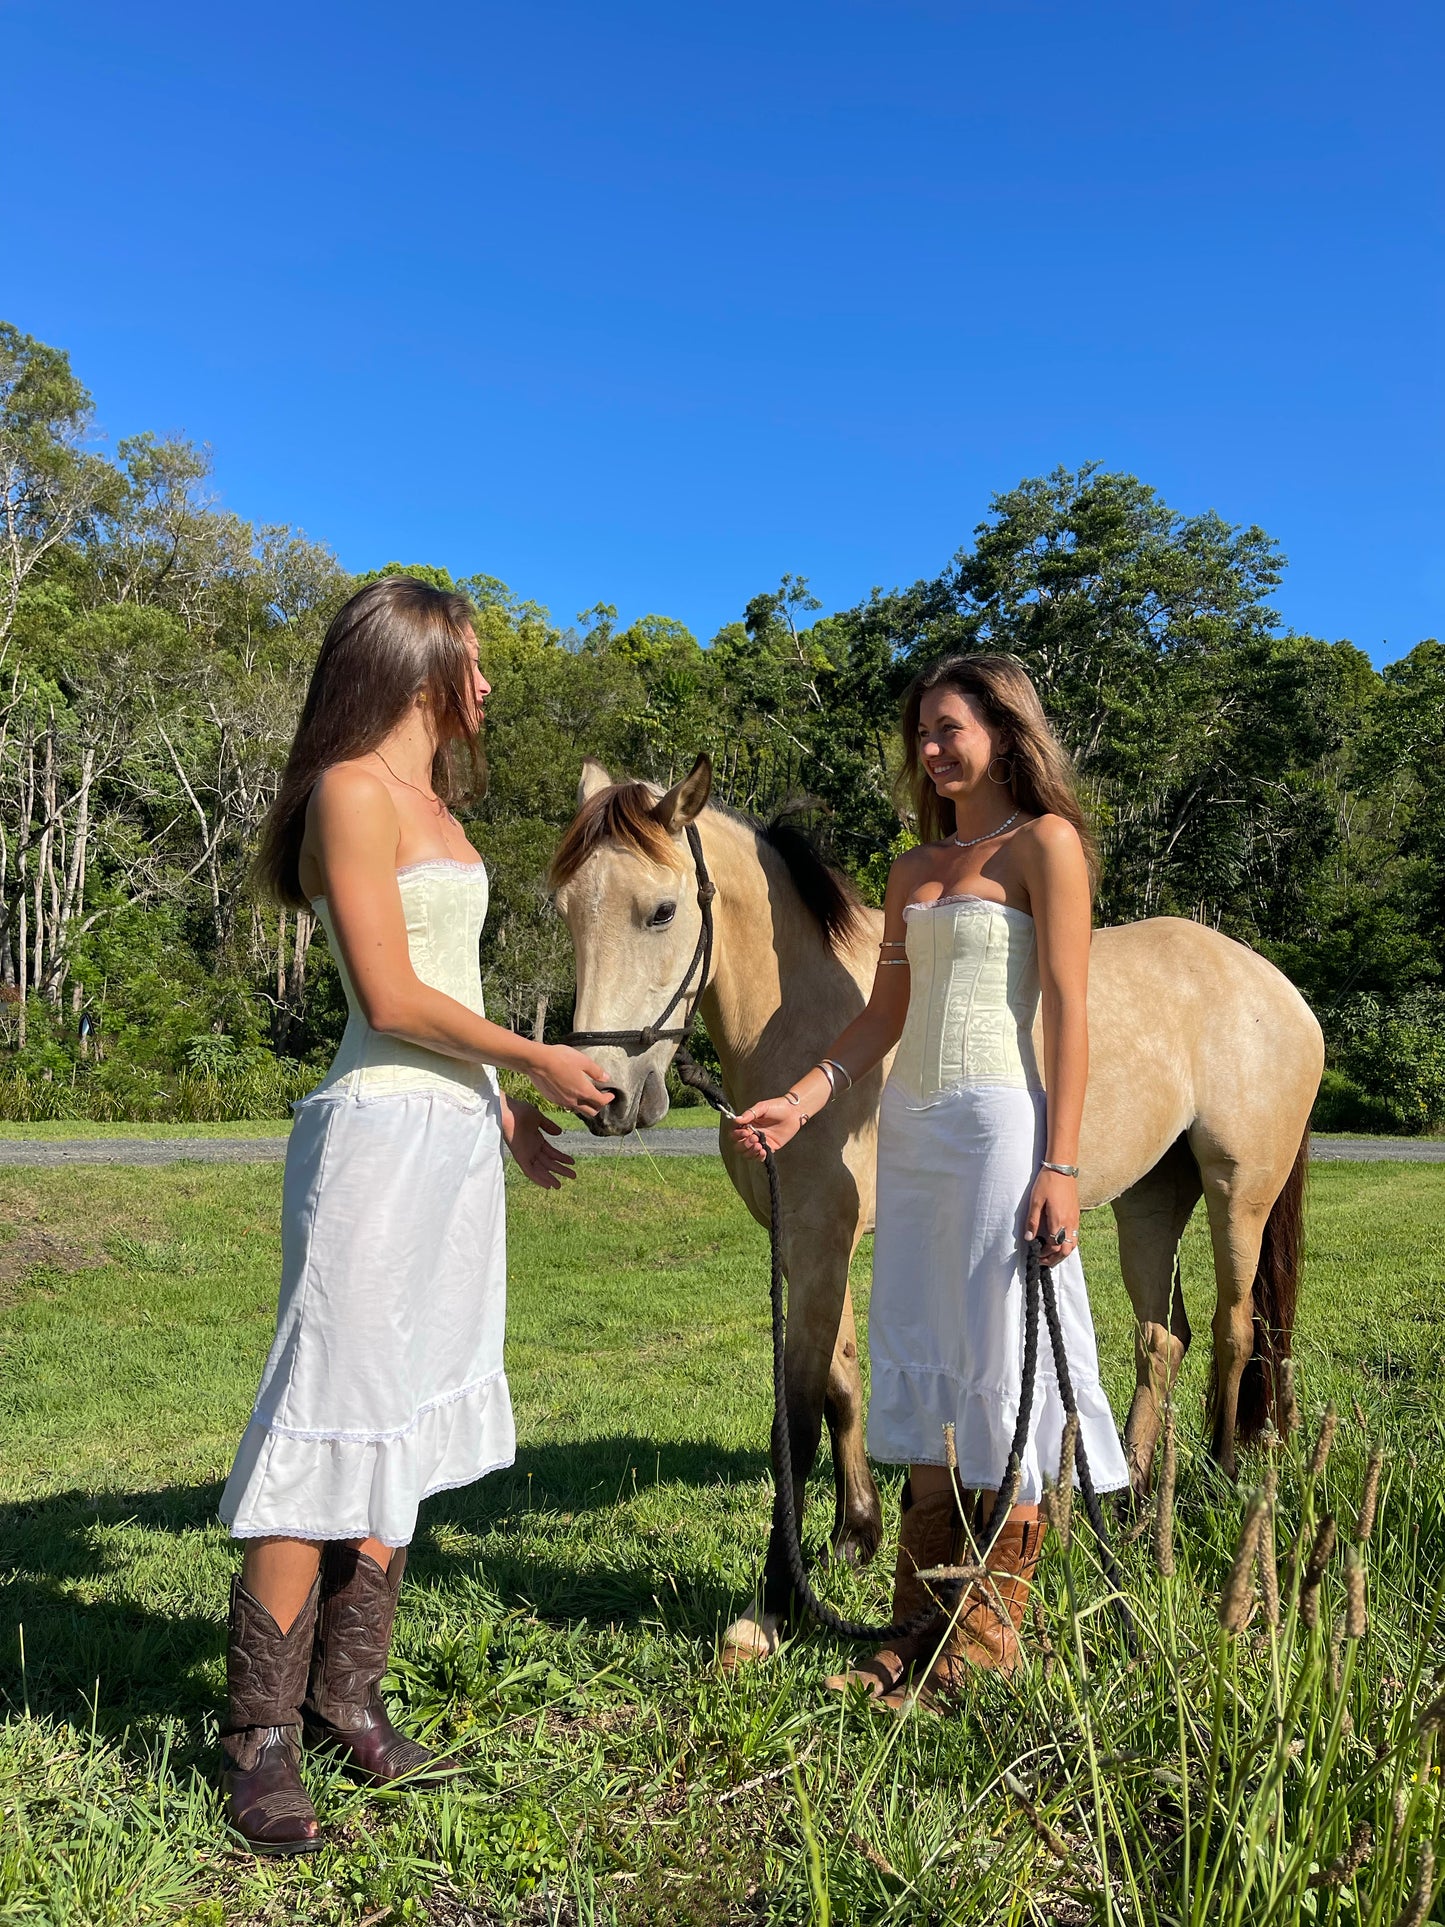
[308,766,612,1115]
[729,854,917,1155]
[1019,814,1091,1254]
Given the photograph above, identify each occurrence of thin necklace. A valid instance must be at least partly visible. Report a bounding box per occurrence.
[374,751,448,817]
[952,809,1020,850]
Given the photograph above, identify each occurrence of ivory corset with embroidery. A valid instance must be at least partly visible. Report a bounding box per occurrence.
[308,859,498,1108]
[887,894,1043,1103]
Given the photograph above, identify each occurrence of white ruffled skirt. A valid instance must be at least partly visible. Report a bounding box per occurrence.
[220,1089,515,1547]
[867,1081,1128,1502]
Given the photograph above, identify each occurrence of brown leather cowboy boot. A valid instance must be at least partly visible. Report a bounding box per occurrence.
[220,1573,323,1855]
[823,1482,961,1698]
[885,1512,1045,1711]
[303,1546,465,1785]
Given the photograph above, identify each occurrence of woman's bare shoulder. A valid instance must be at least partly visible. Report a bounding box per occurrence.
[1016,812,1083,857]
[889,841,938,885]
[307,762,400,846]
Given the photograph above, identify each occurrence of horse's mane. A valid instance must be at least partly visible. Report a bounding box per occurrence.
[760,812,867,955]
[548,780,867,958]
[548,782,683,889]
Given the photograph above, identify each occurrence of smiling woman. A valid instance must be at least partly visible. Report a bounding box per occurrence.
[733,652,1130,1707]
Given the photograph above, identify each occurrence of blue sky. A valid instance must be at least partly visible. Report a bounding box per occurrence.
[4,0,1440,663]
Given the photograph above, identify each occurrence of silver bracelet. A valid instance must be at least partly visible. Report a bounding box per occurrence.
[819,1057,854,1094]
[1040,1159,1080,1178]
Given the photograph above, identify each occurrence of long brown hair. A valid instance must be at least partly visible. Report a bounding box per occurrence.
[897,653,1098,887]
[256,576,482,909]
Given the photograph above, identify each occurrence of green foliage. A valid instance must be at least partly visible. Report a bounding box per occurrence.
[1,325,1441,1126]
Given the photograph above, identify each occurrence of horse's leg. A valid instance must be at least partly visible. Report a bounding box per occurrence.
[720,1220,862,1666]
[821,1275,883,1568]
[1192,1142,1277,1480]
[1111,1137,1201,1497]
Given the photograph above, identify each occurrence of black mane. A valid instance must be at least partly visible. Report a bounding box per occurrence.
[758,813,868,955]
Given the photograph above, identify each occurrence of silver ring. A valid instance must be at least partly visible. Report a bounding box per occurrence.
[1053,1226,1071,1246]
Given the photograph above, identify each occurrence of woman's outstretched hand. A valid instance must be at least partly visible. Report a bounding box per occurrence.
[502,1099,578,1190]
[728,1097,804,1162]
[530,1044,615,1118]
[1026,1168,1080,1267]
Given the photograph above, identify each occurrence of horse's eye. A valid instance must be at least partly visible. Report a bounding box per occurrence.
[647,901,677,928]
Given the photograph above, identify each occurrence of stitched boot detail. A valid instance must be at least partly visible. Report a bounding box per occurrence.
[824,1484,960,1698]
[887,1514,1045,1710]
[304,1547,464,1786]
[220,1574,323,1855]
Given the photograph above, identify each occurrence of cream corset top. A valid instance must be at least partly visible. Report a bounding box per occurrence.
[308,859,498,1109]
[888,894,1042,1102]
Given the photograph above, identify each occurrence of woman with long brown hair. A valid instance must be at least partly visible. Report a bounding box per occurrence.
[731,653,1128,1709]
[216,577,613,1852]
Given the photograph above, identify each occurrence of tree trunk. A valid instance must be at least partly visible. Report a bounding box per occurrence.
[532,994,549,1044]
[16,885,26,1051]
[287,907,313,1009]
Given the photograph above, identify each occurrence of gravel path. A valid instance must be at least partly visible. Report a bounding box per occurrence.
[0,1130,1437,1167]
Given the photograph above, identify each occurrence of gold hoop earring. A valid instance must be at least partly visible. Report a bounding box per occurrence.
[987,754,1014,786]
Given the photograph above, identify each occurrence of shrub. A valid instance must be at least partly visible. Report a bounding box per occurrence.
[1323,990,1445,1134]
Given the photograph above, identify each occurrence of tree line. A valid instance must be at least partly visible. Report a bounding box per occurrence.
[2,321,1440,1128]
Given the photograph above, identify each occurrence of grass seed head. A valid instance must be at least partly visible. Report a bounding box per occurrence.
[1279,1357,1300,1436]
[1307,1822,1374,1889]
[1300,1513,1337,1630]
[1153,1402,1177,1579]
[1356,1444,1385,1543]
[1259,1500,1279,1628]
[1219,1491,1266,1634]
[1310,1404,1339,1479]
[1344,1546,1368,1639]
[1054,1413,1078,1550]
[1394,1843,1435,1927]
[1263,1429,1279,1505]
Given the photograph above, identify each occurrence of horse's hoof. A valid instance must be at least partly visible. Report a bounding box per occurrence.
[720,1614,781,1668]
[830,1522,882,1571]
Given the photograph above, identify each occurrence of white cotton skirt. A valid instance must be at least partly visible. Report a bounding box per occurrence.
[220,1089,516,1548]
[867,1081,1129,1503]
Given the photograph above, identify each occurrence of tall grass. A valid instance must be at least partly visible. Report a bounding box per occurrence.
[1,1158,1442,1922]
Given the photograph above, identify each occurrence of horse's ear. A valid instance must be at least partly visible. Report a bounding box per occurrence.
[653,753,713,832]
[577,758,614,807]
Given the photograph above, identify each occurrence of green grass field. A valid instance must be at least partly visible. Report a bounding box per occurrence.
[2,1157,1443,1924]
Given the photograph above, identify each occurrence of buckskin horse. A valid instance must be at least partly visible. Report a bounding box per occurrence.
[548,754,1324,1664]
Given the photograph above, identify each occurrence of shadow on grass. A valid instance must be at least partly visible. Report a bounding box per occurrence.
[0,1434,778,1748]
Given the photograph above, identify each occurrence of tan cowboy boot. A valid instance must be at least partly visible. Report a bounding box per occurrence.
[303,1546,465,1785]
[220,1573,323,1855]
[885,1512,1044,1711]
[824,1482,961,1699]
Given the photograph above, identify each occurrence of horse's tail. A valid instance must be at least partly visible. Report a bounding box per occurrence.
[1235,1126,1308,1444]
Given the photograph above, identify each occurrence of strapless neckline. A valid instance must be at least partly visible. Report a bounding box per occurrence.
[308,857,486,910]
[903,892,1033,923]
